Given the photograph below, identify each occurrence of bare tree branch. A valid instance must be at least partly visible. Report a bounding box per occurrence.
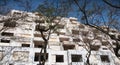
[103,0,120,9]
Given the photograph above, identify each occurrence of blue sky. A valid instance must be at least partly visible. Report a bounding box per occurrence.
[0,0,119,23]
[6,0,43,11]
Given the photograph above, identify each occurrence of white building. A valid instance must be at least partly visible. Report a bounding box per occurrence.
[0,10,120,65]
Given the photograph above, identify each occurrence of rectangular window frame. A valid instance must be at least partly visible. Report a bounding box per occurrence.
[71,54,83,62]
[56,55,64,62]
[100,55,110,63]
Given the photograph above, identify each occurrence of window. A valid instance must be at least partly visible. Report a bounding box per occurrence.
[56,55,64,62]
[14,12,21,15]
[34,53,48,61]
[4,22,16,27]
[91,45,100,51]
[82,31,89,36]
[22,44,30,47]
[1,32,14,36]
[103,48,107,50]
[34,53,39,61]
[100,55,110,62]
[59,37,69,42]
[112,42,116,45]
[34,34,41,37]
[90,64,97,65]
[118,53,120,57]
[111,30,117,33]
[83,38,91,43]
[73,38,80,42]
[35,20,44,23]
[72,30,79,35]
[111,35,116,39]
[34,41,44,48]
[58,32,65,35]
[118,35,120,41]
[35,25,39,31]
[71,54,82,62]
[102,41,109,46]
[9,64,13,65]
[1,39,10,43]
[63,44,75,50]
[57,24,64,29]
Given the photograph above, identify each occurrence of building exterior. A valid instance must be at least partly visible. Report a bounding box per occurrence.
[0,10,120,65]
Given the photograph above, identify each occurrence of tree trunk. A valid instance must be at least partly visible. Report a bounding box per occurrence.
[39,41,48,65]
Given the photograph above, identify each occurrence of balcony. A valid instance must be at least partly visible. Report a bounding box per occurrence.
[1,32,14,37]
[4,21,16,27]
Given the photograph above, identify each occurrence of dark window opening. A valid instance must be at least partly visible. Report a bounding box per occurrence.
[73,38,80,42]
[57,32,65,35]
[118,53,120,57]
[103,48,107,50]
[102,41,109,46]
[71,54,82,62]
[118,35,120,41]
[1,32,14,36]
[100,55,110,62]
[34,53,48,61]
[63,44,75,50]
[113,48,116,52]
[22,44,30,47]
[57,24,64,29]
[1,39,10,43]
[59,37,69,42]
[113,48,120,57]
[35,20,45,23]
[111,35,116,39]
[56,55,64,62]
[82,31,88,36]
[92,29,99,34]
[25,28,32,30]
[83,38,91,43]
[4,22,16,27]
[91,45,100,51]
[35,25,39,31]
[34,41,44,48]
[111,30,117,33]
[72,30,79,35]
[112,42,116,45]
[9,64,13,65]
[34,34,42,37]
[90,64,97,65]
[14,12,21,15]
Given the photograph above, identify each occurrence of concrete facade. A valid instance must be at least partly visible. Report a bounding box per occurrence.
[0,10,120,65]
